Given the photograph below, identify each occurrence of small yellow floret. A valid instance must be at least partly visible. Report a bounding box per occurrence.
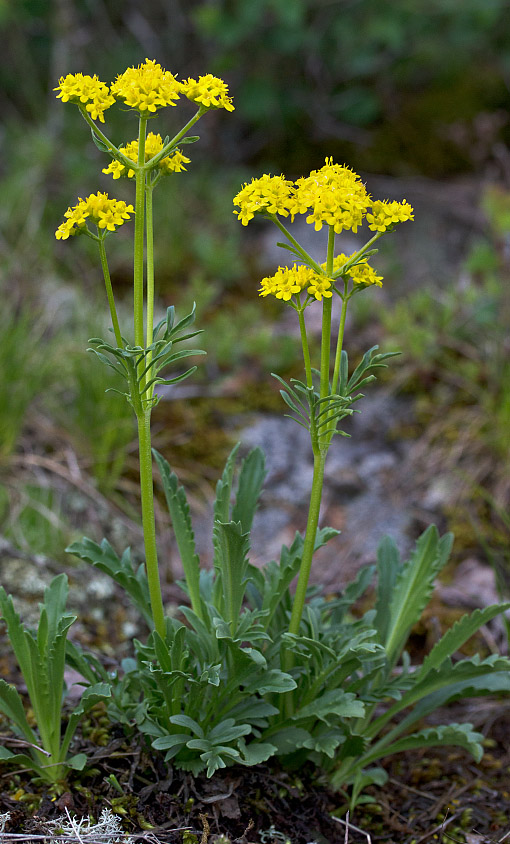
[55,192,134,240]
[233,174,294,225]
[327,253,383,287]
[111,59,182,113]
[181,74,234,112]
[102,132,191,180]
[54,73,115,122]
[259,264,315,301]
[366,199,414,232]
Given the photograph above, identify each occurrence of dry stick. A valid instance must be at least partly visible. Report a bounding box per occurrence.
[412,811,461,844]
[332,813,372,844]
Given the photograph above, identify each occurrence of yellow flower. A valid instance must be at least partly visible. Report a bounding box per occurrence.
[233,174,294,225]
[259,264,314,301]
[181,74,234,112]
[54,73,115,123]
[290,159,371,234]
[55,192,134,240]
[102,132,191,179]
[306,275,333,301]
[111,59,182,114]
[327,253,383,287]
[366,199,414,232]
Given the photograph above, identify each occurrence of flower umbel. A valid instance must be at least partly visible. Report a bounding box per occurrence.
[181,74,235,112]
[366,199,414,232]
[290,159,371,233]
[54,73,115,122]
[233,174,294,225]
[110,58,182,114]
[55,193,134,240]
[103,133,191,180]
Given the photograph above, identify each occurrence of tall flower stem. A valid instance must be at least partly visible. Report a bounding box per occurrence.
[137,407,165,638]
[130,114,166,639]
[134,116,147,350]
[98,237,123,348]
[287,450,327,639]
[145,181,155,389]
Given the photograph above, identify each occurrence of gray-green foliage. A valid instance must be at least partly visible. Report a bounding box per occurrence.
[0,575,110,785]
[68,446,510,803]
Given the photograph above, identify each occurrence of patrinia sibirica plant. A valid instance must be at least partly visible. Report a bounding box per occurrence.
[0,60,509,806]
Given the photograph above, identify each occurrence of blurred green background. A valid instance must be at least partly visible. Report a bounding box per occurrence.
[1,0,510,585]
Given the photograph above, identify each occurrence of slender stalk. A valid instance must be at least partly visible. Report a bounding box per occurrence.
[145,108,205,169]
[297,306,313,389]
[319,226,335,421]
[133,116,147,350]
[145,181,155,393]
[269,215,324,275]
[137,407,165,638]
[331,281,349,396]
[78,108,137,170]
[98,236,123,348]
[287,451,327,637]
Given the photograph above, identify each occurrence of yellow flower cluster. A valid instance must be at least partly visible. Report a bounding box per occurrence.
[102,132,190,179]
[111,59,181,113]
[234,159,413,235]
[259,264,314,301]
[259,264,334,302]
[329,253,383,287]
[55,193,134,240]
[233,174,295,225]
[54,73,115,123]
[181,74,234,112]
[366,199,414,232]
[55,61,235,121]
[291,159,370,233]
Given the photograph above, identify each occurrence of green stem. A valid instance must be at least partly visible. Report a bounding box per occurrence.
[270,215,324,275]
[145,181,155,393]
[78,108,137,170]
[137,408,165,639]
[98,236,123,348]
[287,451,327,639]
[298,306,313,389]
[331,281,349,396]
[134,116,147,350]
[145,108,205,169]
[331,231,384,279]
[319,226,335,409]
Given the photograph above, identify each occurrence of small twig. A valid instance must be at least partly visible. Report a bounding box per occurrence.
[413,811,461,844]
[332,813,372,844]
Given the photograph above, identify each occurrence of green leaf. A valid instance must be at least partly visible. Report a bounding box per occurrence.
[90,129,110,153]
[213,520,250,634]
[67,753,88,771]
[270,726,312,755]
[302,726,345,758]
[363,724,485,767]
[237,739,277,766]
[153,449,203,620]
[244,669,296,695]
[374,536,400,643]
[213,443,240,526]
[384,526,453,667]
[294,690,365,723]
[231,447,266,534]
[418,602,510,681]
[66,538,152,626]
[0,680,36,742]
[169,714,204,737]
